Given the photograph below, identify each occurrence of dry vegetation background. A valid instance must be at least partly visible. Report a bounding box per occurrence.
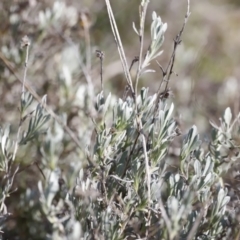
[0,0,240,238]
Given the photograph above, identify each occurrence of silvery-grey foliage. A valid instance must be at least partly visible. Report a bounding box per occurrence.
[1,1,240,240]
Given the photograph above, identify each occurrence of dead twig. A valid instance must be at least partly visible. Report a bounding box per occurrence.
[96,50,104,92]
[152,0,191,124]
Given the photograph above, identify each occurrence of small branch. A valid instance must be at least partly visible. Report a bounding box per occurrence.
[132,0,151,206]
[129,56,139,72]
[123,56,139,100]
[133,3,152,237]
[152,0,191,124]
[156,60,166,77]
[134,0,150,100]
[12,36,31,162]
[151,60,167,120]
[96,50,104,92]
[123,85,130,100]
[139,121,151,239]
[104,0,134,96]
[16,160,46,180]
[164,0,191,93]
[21,35,30,97]
[35,162,46,180]
[109,175,133,183]
[100,166,109,207]
[104,3,152,237]
[140,128,151,202]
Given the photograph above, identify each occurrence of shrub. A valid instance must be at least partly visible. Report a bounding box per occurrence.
[0,0,239,239]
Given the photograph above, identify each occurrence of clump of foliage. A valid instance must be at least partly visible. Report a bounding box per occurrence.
[0,0,240,240]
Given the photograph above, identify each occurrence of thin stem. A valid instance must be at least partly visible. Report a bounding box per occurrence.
[16,160,46,180]
[140,126,151,202]
[123,56,139,99]
[152,0,191,125]
[105,0,134,96]
[100,56,103,91]
[96,50,104,91]
[13,37,30,161]
[140,121,151,239]
[104,3,152,234]
[134,0,150,98]
[133,3,152,237]
[22,43,29,96]
[164,0,191,93]
[129,56,139,72]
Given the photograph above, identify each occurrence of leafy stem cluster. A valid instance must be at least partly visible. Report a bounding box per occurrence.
[0,0,240,240]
